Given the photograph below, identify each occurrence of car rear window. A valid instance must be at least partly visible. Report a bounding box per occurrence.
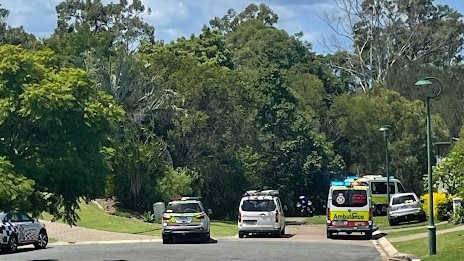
[332,190,367,208]
[241,199,276,211]
[392,194,417,205]
[165,202,201,213]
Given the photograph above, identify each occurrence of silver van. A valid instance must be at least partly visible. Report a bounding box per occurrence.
[237,190,285,238]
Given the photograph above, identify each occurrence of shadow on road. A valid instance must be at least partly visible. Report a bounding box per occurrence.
[240,233,295,239]
[165,237,219,244]
[285,220,308,225]
[328,233,374,241]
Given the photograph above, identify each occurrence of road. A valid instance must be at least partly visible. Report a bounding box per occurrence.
[2,240,381,261]
[1,218,383,261]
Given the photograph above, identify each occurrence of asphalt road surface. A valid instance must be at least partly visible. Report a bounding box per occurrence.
[2,239,381,261]
[1,217,382,260]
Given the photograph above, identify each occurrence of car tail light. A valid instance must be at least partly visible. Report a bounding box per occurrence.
[326,207,331,223]
[275,210,279,223]
[162,213,171,220]
[238,212,242,222]
[0,227,2,233]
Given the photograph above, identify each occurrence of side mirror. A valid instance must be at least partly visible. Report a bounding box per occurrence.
[420,199,425,204]
[207,209,213,215]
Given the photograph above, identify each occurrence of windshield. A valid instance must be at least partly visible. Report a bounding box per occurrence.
[332,189,367,208]
[241,199,276,211]
[165,202,201,213]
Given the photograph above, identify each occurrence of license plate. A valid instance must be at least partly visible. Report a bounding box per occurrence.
[333,220,348,225]
[176,216,190,222]
[244,220,257,225]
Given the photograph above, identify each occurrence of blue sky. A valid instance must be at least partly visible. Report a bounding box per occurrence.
[1,0,463,54]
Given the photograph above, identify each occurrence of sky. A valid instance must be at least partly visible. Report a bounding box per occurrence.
[1,0,464,54]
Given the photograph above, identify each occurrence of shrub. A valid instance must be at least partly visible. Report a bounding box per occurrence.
[421,192,451,219]
[141,211,155,223]
[436,197,453,221]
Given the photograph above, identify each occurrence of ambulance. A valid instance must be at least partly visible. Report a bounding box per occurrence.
[356,175,406,215]
[326,179,377,239]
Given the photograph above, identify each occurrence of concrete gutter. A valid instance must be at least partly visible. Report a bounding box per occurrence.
[374,231,421,261]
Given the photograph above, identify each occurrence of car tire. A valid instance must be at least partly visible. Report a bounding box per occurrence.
[34,229,49,249]
[162,235,171,244]
[364,231,372,240]
[389,220,397,226]
[326,232,332,239]
[238,232,245,238]
[5,235,18,253]
[201,232,210,243]
[281,226,285,236]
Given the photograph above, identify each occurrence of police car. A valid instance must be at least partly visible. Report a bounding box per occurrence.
[161,197,212,244]
[0,211,48,253]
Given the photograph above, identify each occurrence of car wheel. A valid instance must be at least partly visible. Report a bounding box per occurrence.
[162,235,171,244]
[326,232,332,239]
[238,232,245,238]
[281,226,286,236]
[201,233,210,243]
[389,220,397,226]
[419,214,427,223]
[34,230,49,249]
[375,206,382,216]
[364,231,373,240]
[5,235,18,253]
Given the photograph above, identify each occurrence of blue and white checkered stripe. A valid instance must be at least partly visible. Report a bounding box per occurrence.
[1,221,18,244]
[1,221,18,236]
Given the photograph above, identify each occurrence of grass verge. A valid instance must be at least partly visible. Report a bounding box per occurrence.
[393,230,464,260]
[43,202,237,238]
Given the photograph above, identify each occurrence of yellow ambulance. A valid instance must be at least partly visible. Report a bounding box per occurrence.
[326,179,377,239]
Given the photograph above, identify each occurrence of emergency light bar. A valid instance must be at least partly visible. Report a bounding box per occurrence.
[330,181,351,186]
[181,196,202,201]
[243,190,279,196]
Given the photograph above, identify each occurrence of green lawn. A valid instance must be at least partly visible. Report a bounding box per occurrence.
[393,231,464,260]
[373,216,428,230]
[43,202,237,238]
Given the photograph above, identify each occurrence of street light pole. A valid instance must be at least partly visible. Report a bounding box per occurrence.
[414,77,443,256]
[379,125,391,205]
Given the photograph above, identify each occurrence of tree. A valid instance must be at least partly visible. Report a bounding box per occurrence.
[322,0,464,91]
[327,86,449,194]
[434,128,464,197]
[0,3,38,49]
[0,45,125,225]
[46,0,155,67]
[0,157,35,211]
[209,3,278,34]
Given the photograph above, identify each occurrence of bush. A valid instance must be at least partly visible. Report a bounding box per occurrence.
[436,197,453,221]
[140,211,155,223]
[421,192,451,219]
[450,207,464,224]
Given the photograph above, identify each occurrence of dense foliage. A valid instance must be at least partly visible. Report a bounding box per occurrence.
[0,1,463,223]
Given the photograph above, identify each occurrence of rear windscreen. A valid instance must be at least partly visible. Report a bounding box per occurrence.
[241,199,276,211]
[332,190,367,208]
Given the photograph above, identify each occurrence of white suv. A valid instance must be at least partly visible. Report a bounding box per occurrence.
[238,190,285,238]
